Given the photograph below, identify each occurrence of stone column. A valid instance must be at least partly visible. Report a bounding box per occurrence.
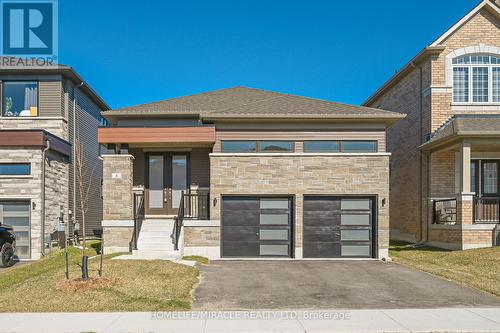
[457,142,474,226]
[101,154,135,253]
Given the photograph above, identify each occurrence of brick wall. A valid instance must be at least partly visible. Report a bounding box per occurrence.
[210,154,390,258]
[368,65,429,242]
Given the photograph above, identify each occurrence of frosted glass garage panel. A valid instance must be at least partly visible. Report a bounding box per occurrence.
[260,199,289,210]
[341,214,370,225]
[259,229,288,240]
[341,229,370,241]
[260,214,288,225]
[260,245,288,256]
[341,245,370,256]
[341,199,370,210]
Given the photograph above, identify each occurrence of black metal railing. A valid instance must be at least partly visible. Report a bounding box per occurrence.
[173,191,185,251]
[173,191,210,250]
[132,192,145,250]
[474,196,500,223]
[182,192,210,220]
[433,198,457,225]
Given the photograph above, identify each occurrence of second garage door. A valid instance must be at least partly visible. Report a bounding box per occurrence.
[221,196,293,258]
[303,196,375,258]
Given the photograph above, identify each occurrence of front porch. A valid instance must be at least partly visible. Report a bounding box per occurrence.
[98,126,216,258]
[422,116,500,250]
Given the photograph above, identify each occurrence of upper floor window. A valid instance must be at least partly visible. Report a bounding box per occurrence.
[221,140,294,153]
[304,140,378,153]
[452,54,500,103]
[1,81,39,117]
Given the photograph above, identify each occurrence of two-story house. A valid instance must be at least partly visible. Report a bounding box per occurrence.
[364,0,500,249]
[98,87,403,260]
[0,63,109,260]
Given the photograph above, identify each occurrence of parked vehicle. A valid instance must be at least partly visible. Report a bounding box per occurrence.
[0,224,16,267]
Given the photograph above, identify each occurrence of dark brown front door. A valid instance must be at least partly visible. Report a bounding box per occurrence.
[145,153,189,215]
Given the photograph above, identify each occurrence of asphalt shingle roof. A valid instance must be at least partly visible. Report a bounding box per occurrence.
[103,87,403,119]
[423,114,500,149]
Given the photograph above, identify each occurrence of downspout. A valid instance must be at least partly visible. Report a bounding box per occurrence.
[40,138,50,256]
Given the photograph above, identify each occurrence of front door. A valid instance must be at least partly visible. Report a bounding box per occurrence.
[145,153,189,216]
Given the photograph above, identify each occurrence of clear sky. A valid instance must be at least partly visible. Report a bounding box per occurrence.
[59,0,480,109]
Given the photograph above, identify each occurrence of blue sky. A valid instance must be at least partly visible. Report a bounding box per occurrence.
[59,0,479,109]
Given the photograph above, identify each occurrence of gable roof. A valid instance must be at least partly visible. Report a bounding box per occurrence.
[102,87,404,122]
[363,0,500,106]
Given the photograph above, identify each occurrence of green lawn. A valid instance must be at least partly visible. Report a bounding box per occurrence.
[0,246,200,312]
[390,241,500,297]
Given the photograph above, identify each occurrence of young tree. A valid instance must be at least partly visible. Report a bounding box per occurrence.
[74,137,96,280]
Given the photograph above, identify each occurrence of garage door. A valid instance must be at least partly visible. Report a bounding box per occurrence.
[303,196,374,258]
[0,201,31,259]
[221,196,293,258]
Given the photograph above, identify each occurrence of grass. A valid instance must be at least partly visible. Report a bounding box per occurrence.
[182,256,209,264]
[390,241,500,296]
[0,245,200,312]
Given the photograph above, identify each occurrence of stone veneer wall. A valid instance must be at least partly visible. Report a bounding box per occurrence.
[0,118,68,140]
[44,150,69,242]
[101,155,134,253]
[0,147,69,259]
[209,154,390,259]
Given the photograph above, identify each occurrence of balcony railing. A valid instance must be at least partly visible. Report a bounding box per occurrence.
[474,196,500,223]
[432,198,457,225]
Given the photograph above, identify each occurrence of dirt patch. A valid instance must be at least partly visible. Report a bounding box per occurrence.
[56,277,119,293]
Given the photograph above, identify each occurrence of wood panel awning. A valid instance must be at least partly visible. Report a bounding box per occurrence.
[98,126,216,145]
[0,130,72,157]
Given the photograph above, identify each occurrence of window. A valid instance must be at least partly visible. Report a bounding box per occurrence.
[482,161,498,195]
[0,163,30,175]
[452,54,500,103]
[341,141,377,153]
[221,141,293,153]
[2,81,38,117]
[221,141,257,153]
[304,141,340,152]
[471,161,478,194]
[304,140,377,153]
[259,141,293,152]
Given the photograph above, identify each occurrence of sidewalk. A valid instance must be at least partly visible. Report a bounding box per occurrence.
[1,308,500,333]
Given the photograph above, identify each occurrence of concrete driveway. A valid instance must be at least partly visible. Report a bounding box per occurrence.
[193,260,500,310]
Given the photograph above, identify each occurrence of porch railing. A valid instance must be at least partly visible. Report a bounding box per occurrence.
[132,192,145,250]
[474,196,500,223]
[173,191,210,251]
[432,198,457,225]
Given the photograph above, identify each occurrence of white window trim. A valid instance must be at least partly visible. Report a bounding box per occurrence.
[446,45,500,105]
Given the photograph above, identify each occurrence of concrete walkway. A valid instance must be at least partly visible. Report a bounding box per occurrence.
[1,308,500,332]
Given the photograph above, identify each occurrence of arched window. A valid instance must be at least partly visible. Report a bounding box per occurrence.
[452,54,500,103]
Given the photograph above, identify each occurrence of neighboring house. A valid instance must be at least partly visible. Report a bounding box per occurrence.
[0,63,110,260]
[364,0,500,249]
[98,87,403,260]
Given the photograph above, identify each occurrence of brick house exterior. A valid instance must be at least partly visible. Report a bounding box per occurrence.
[364,0,500,249]
[98,87,403,260]
[0,64,109,259]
